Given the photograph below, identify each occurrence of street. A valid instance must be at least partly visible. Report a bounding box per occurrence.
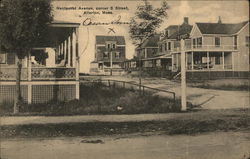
[1,132,249,159]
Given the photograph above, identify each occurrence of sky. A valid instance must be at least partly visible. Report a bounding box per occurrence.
[52,0,249,73]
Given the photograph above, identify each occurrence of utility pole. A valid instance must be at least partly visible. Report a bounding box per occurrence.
[181,39,187,111]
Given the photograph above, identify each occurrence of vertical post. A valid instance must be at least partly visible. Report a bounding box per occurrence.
[75,28,79,100]
[110,51,112,76]
[181,39,187,111]
[27,52,32,104]
[68,35,71,67]
[139,48,142,93]
[72,30,76,67]
[207,52,209,69]
[222,51,225,69]
[64,40,67,61]
[191,51,194,70]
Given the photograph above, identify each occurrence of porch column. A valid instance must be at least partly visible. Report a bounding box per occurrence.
[145,48,147,58]
[222,52,225,69]
[58,45,60,56]
[61,43,64,57]
[72,30,76,67]
[207,52,209,69]
[176,54,179,70]
[185,53,188,68]
[232,52,234,71]
[64,40,67,61]
[67,36,71,67]
[191,52,194,70]
[75,28,79,100]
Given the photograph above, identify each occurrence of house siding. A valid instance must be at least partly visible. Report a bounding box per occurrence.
[234,23,249,71]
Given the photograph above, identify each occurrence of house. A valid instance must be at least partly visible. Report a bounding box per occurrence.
[90,35,126,75]
[0,20,80,104]
[124,34,173,77]
[172,18,249,79]
[124,17,192,77]
[160,17,192,72]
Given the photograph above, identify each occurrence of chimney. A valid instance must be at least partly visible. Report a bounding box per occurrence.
[183,17,189,25]
[218,16,222,24]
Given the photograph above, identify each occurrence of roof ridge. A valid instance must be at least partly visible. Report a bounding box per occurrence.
[196,21,248,25]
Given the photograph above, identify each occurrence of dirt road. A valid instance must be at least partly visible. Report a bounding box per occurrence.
[1,132,249,159]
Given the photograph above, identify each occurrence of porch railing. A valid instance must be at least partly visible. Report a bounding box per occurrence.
[0,67,28,81]
[172,45,237,52]
[0,67,76,81]
[31,67,76,80]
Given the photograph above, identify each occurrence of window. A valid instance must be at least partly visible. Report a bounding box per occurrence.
[234,35,238,49]
[107,43,111,49]
[215,56,221,65]
[193,39,196,48]
[215,37,220,47]
[246,36,249,47]
[197,37,202,47]
[106,42,116,50]
[168,42,171,50]
[0,53,6,64]
[103,52,109,58]
[115,52,120,58]
[159,44,162,52]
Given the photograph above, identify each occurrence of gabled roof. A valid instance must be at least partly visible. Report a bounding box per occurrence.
[168,24,193,39]
[141,34,160,48]
[165,25,179,30]
[196,21,249,35]
[96,36,125,45]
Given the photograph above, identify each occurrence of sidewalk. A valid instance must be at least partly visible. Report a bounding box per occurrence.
[1,113,186,126]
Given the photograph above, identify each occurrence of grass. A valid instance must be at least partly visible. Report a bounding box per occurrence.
[188,79,249,91]
[0,82,183,116]
[1,109,249,138]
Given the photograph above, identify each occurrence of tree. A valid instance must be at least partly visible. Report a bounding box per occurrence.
[0,0,53,113]
[129,0,169,89]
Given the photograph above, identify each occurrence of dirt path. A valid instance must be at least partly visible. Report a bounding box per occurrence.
[1,132,249,159]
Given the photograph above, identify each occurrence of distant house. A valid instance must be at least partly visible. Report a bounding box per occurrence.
[173,18,249,79]
[90,36,126,75]
[125,17,249,79]
[160,17,193,72]
[0,20,80,104]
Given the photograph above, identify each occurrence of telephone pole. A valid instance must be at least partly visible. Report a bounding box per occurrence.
[180,39,187,111]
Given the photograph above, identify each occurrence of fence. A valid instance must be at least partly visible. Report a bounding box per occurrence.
[81,79,176,106]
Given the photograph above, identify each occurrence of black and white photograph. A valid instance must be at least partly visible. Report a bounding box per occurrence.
[0,0,249,159]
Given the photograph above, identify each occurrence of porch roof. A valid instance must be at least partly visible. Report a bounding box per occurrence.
[142,54,172,61]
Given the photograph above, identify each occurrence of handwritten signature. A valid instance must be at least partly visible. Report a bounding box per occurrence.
[82,15,130,26]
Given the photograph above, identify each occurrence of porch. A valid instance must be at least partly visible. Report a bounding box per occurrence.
[0,20,80,104]
[172,51,234,72]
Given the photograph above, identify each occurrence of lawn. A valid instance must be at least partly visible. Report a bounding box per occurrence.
[0,82,184,116]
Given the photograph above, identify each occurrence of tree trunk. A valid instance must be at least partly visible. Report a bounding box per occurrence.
[14,58,22,114]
